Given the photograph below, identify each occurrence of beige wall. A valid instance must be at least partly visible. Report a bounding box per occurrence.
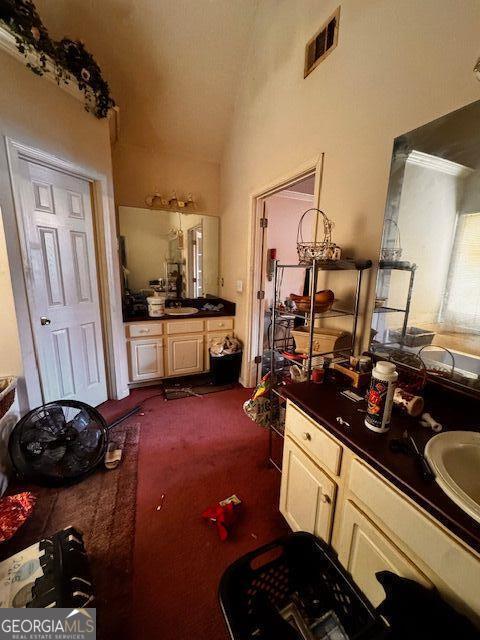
[112,141,221,214]
[219,0,480,379]
[0,207,19,376]
[0,50,117,404]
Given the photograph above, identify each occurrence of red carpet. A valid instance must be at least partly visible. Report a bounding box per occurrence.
[122,385,289,639]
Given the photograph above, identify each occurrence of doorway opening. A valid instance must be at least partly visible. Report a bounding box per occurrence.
[246,158,323,388]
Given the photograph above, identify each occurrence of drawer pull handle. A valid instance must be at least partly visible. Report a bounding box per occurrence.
[139,329,150,333]
[320,493,331,504]
[302,432,312,441]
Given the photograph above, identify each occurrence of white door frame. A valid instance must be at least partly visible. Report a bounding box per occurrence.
[4,137,129,411]
[187,223,203,298]
[244,154,324,388]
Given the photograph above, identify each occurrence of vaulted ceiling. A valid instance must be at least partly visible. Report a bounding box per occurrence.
[35,0,258,162]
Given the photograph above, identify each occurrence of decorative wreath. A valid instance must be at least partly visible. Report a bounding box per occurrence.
[0,0,115,118]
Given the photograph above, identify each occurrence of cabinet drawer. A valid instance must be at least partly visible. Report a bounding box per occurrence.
[348,459,480,617]
[338,500,432,607]
[127,322,163,338]
[286,402,342,476]
[166,319,204,335]
[280,437,336,543]
[206,317,233,332]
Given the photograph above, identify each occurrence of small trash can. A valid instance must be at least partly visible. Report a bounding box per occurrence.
[219,532,386,640]
[210,351,242,385]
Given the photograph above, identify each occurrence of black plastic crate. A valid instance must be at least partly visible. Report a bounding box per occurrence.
[219,532,386,640]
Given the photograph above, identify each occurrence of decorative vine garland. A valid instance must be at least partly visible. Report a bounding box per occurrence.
[0,0,115,118]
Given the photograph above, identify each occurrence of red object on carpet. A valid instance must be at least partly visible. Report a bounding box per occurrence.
[106,385,289,640]
[202,500,240,541]
[0,492,36,543]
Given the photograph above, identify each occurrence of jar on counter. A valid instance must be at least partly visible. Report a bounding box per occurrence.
[365,361,398,433]
[147,296,165,317]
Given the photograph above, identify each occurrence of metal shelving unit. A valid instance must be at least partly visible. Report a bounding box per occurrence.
[267,258,372,471]
[372,260,416,348]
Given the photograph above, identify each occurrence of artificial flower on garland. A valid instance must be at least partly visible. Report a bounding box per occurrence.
[0,0,53,75]
[56,38,115,118]
[0,0,115,118]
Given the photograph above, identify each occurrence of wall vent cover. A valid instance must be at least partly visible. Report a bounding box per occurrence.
[304,7,340,78]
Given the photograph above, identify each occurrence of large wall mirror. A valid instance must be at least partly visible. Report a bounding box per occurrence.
[371,99,480,394]
[118,206,219,298]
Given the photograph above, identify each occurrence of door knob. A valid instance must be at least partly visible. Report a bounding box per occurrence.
[40,317,51,326]
[302,432,312,441]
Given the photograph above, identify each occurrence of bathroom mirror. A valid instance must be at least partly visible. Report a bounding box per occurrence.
[370,99,480,393]
[118,206,219,298]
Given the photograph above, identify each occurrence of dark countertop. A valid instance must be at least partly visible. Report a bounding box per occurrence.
[123,296,236,323]
[282,381,480,554]
[124,310,235,322]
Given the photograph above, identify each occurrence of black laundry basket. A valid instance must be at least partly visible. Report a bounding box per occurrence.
[210,350,242,385]
[219,532,386,640]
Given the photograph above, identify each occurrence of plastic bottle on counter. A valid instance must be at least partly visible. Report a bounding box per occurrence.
[365,361,398,433]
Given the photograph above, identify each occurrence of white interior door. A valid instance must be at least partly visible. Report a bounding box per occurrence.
[17,160,108,406]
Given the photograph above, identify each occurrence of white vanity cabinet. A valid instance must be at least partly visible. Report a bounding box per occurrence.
[337,499,433,607]
[129,338,164,382]
[125,316,234,384]
[167,334,204,376]
[280,437,336,542]
[281,400,480,626]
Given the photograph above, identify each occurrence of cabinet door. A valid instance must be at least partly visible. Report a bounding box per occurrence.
[167,334,204,376]
[338,500,432,607]
[129,338,164,382]
[280,437,336,543]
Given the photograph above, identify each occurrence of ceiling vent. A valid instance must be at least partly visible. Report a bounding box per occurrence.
[304,7,340,78]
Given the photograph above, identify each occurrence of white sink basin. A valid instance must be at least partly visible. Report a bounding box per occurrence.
[425,431,480,523]
[165,307,199,316]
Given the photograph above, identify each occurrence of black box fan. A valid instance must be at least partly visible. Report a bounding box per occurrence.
[9,400,108,486]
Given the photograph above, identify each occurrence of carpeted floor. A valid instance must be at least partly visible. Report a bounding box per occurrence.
[1,418,140,640]
[120,385,289,640]
[2,385,288,639]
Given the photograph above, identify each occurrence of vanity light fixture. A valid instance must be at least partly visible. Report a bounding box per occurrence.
[145,190,196,211]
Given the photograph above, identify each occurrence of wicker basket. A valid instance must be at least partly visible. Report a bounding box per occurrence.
[380,218,402,261]
[292,327,350,355]
[418,345,455,380]
[290,290,334,314]
[389,326,435,348]
[0,377,17,420]
[297,208,342,264]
